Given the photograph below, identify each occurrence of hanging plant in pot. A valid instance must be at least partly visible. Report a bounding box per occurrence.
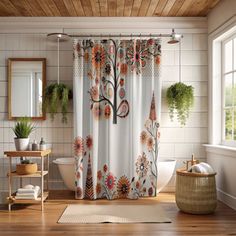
[43,83,73,123]
[44,33,72,123]
[12,117,37,175]
[166,82,194,126]
[166,38,194,126]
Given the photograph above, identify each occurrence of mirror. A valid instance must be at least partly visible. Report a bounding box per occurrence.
[8,58,46,120]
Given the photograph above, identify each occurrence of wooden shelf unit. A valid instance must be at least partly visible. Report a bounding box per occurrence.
[4,150,51,211]
[8,171,48,178]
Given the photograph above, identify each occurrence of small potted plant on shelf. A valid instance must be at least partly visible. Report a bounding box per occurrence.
[166,82,194,126]
[12,117,37,175]
[12,117,35,151]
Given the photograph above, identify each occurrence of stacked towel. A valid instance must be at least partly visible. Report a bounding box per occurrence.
[188,162,215,174]
[15,185,41,200]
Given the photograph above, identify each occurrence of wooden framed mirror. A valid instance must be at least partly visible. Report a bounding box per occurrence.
[8,58,46,120]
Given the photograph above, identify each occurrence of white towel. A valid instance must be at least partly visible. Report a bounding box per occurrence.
[23,184,35,189]
[15,195,39,200]
[15,191,40,200]
[188,162,215,174]
[199,162,215,174]
[16,185,41,200]
[17,185,40,194]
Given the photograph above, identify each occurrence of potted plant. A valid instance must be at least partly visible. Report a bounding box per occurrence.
[43,83,73,123]
[166,82,194,126]
[12,117,35,151]
[12,118,37,175]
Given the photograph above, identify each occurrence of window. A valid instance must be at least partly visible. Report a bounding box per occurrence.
[222,34,236,144]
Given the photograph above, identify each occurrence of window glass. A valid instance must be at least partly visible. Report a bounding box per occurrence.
[234,73,236,106]
[225,109,233,140]
[234,110,236,140]
[222,35,236,144]
[225,73,233,107]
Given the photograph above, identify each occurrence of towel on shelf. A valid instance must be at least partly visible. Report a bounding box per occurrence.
[15,195,40,200]
[23,184,35,189]
[16,185,41,200]
[17,185,40,194]
[188,162,215,174]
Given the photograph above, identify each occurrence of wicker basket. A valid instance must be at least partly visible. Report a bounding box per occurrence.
[176,169,217,214]
[16,163,38,175]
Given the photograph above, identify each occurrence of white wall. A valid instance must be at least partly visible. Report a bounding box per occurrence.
[207,0,236,210]
[0,17,208,202]
[208,0,236,34]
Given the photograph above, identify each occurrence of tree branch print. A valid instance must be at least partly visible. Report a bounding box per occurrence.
[135,92,160,197]
[75,38,161,124]
[87,39,129,124]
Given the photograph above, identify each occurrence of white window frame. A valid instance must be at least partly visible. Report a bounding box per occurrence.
[222,33,236,146]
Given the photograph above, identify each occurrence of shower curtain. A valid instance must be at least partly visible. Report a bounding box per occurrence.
[73,38,161,200]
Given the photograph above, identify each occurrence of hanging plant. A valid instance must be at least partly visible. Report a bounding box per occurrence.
[43,83,73,123]
[166,82,194,126]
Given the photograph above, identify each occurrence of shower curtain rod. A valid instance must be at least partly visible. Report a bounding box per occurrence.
[68,33,180,38]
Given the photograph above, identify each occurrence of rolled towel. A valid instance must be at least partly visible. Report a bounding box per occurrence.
[188,162,215,174]
[199,162,215,174]
[23,184,34,189]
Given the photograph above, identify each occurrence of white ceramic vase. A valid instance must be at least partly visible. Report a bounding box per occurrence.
[14,138,29,151]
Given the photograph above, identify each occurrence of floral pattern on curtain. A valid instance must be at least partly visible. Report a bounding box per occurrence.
[73,38,161,200]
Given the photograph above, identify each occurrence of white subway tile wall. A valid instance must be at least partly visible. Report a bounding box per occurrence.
[0,33,208,201]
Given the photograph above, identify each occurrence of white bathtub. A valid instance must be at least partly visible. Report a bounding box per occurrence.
[53,158,176,193]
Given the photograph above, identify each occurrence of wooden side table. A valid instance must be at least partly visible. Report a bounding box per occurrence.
[4,150,51,211]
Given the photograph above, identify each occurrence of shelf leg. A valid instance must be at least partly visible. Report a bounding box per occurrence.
[41,156,44,211]
[47,154,49,191]
[8,157,12,212]
[8,203,11,212]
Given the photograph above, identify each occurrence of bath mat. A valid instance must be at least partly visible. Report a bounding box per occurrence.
[58,204,171,224]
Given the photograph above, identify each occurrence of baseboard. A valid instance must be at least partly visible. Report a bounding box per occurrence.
[161,186,175,193]
[217,188,236,210]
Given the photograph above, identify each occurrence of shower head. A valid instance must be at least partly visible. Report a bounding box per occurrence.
[168,29,182,44]
[47,33,70,42]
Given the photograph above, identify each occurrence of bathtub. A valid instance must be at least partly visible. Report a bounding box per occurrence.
[53,158,176,193]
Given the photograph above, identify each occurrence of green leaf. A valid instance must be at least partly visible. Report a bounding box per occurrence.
[12,117,35,138]
[166,82,194,126]
[43,83,73,123]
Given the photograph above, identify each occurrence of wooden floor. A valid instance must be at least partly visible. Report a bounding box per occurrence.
[0,191,236,236]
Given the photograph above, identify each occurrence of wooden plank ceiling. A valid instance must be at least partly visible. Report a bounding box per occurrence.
[0,0,221,17]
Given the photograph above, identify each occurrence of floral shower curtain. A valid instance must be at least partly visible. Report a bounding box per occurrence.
[73,38,161,200]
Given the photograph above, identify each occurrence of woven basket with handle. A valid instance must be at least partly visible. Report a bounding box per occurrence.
[176,168,217,214]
